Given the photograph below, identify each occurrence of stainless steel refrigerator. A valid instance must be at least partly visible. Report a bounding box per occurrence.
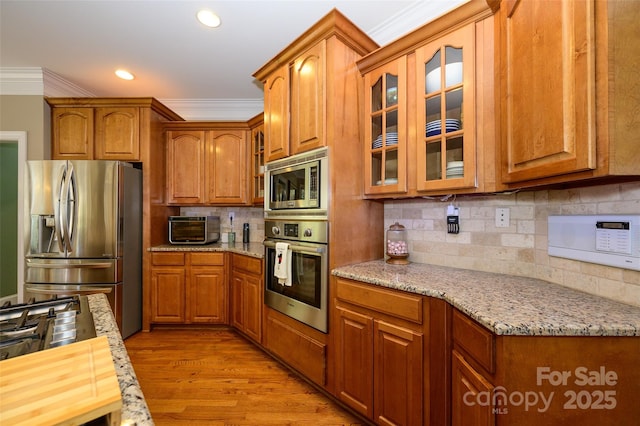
[24,160,142,338]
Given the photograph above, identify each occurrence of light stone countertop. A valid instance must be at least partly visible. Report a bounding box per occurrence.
[332,260,640,337]
[149,242,264,259]
[88,294,153,426]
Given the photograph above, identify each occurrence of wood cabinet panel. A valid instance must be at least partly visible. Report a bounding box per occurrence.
[150,267,185,323]
[264,312,326,386]
[231,254,263,343]
[374,320,423,426]
[335,306,374,418]
[264,65,289,162]
[453,309,495,374]
[51,107,94,159]
[150,252,227,325]
[500,0,595,183]
[290,41,325,155]
[189,266,226,323]
[452,350,495,426]
[206,130,248,205]
[166,130,205,204]
[94,107,140,160]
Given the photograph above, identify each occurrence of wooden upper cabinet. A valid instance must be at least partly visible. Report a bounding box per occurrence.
[94,107,139,160]
[500,0,595,184]
[165,123,250,206]
[206,129,248,205]
[51,107,94,159]
[254,9,379,162]
[290,41,325,155]
[263,64,289,162]
[357,0,498,198]
[48,98,183,162]
[499,0,640,187]
[415,23,478,193]
[166,130,206,204]
[248,113,265,205]
[363,57,408,196]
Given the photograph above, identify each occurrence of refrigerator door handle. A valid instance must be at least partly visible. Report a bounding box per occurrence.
[25,259,113,269]
[54,165,66,253]
[59,162,76,253]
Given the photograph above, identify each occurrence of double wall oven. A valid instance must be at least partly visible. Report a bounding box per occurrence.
[263,148,329,333]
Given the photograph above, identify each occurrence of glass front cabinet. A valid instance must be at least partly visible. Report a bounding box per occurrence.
[415,24,476,192]
[358,3,497,198]
[363,58,407,195]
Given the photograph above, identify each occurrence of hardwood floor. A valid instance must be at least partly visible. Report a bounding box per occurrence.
[124,328,364,426]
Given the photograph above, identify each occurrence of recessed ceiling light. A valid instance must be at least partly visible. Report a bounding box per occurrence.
[115,69,135,80]
[197,9,221,28]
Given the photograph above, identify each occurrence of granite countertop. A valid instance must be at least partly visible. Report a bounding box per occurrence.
[332,260,640,337]
[88,294,153,426]
[149,242,264,258]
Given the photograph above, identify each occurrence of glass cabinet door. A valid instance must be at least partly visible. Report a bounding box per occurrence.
[363,57,407,195]
[251,123,265,204]
[416,25,476,191]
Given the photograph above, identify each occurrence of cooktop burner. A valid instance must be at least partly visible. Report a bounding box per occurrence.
[0,295,96,361]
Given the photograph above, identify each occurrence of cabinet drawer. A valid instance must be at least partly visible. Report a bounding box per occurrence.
[190,252,225,266]
[336,279,423,324]
[152,252,185,266]
[233,254,262,275]
[453,309,495,374]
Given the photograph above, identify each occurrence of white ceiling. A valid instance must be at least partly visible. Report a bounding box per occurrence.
[0,0,465,119]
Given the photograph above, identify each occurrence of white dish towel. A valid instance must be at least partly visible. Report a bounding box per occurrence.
[274,242,292,286]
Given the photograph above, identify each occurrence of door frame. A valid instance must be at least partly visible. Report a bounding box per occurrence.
[0,131,27,303]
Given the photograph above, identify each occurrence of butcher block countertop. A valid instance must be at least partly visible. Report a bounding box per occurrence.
[332,260,640,337]
[149,242,264,259]
[0,336,122,426]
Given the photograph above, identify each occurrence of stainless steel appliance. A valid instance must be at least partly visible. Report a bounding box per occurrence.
[264,147,328,218]
[264,219,328,332]
[169,215,220,245]
[24,160,142,338]
[0,295,96,360]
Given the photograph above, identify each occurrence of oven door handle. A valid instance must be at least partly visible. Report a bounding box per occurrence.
[263,240,326,255]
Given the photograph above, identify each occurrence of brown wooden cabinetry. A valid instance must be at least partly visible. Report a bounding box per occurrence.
[150,252,227,324]
[254,9,379,162]
[165,122,249,206]
[499,0,640,187]
[334,278,425,425]
[48,99,171,161]
[358,0,498,198]
[248,113,265,205]
[230,254,263,343]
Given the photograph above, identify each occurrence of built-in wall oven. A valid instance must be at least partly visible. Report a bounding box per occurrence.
[264,219,328,333]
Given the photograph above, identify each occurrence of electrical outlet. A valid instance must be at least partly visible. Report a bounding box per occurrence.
[229,211,235,222]
[495,208,510,228]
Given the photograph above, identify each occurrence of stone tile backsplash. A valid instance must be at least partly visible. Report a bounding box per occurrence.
[179,206,265,243]
[384,181,640,307]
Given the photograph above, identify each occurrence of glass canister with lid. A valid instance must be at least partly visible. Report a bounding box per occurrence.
[386,222,409,264]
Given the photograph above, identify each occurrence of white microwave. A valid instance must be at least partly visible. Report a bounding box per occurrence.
[264,147,328,217]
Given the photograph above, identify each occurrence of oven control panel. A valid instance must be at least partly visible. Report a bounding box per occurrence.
[265,220,327,244]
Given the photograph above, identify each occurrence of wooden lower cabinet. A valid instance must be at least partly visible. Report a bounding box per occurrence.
[150,252,227,324]
[452,308,640,425]
[334,278,425,425]
[452,350,495,426]
[230,254,263,343]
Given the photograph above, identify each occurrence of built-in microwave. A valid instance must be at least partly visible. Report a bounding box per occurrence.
[264,147,328,218]
[168,216,220,244]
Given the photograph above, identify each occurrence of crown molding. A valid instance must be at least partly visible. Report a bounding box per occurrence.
[159,99,264,121]
[368,0,467,45]
[0,67,94,97]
